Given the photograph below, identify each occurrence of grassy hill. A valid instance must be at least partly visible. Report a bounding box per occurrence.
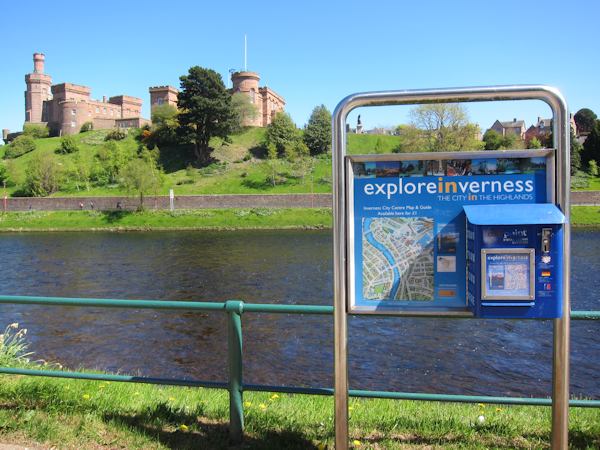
[3,128,596,197]
[0,128,402,198]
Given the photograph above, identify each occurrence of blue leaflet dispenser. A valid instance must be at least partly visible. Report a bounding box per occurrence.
[464,203,565,319]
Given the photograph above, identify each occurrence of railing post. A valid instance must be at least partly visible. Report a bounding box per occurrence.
[225,300,244,444]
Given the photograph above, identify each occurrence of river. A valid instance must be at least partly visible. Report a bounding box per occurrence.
[0,230,598,398]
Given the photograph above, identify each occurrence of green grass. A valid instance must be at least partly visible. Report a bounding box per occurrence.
[0,208,332,232]
[0,129,402,198]
[0,206,598,232]
[0,335,598,449]
[571,206,600,226]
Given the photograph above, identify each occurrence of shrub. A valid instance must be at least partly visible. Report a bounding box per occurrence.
[588,160,599,177]
[104,128,127,141]
[80,122,93,133]
[56,135,79,154]
[23,153,63,197]
[0,163,7,185]
[4,135,36,159]
[22,123,49,138]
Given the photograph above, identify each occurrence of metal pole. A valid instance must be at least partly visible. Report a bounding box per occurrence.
[333,100,349,450]
[226,300,244,444]
[550,90,570,450]
[332,85,570,449]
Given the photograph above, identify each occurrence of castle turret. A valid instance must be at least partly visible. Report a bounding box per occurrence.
[231,72,262,127]
[149,85,179,111]
[25,53,52,124]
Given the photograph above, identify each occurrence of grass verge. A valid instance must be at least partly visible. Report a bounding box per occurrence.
[0,208,333,232]
[0,206,599,232]
[0,323,598,449]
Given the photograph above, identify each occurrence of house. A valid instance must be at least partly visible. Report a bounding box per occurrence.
[489,118,527,139]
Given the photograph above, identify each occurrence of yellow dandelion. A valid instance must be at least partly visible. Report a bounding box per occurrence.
[178,424,189,432]
[82,394,91,400]
[352,440,362,447]
[99,384,106,389]
[168,397,176,402]
[495,408,503,412]
[259,403,267,410]
[270,394,280,400]
[477,403,485,408]
[243,401,252,407]
[348,406,354,411]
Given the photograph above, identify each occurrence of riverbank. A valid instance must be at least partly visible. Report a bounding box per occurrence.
[0,208,333,232]
[0,206,598,232]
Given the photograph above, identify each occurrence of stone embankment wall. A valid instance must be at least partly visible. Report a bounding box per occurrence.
[1,192,597,212]
[1,194,332,211]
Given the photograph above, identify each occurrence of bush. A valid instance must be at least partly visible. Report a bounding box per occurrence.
[4,135,36,159]
[104,129,127,141]
[22,123,49,138]
[23,153,63,197]
[588,160,599,177]
[56,136,79,154]
[80,122,93,133]
[0,163,7,185]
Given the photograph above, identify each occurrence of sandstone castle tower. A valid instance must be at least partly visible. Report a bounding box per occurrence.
[230,71,285,127]
[24,53,52,124]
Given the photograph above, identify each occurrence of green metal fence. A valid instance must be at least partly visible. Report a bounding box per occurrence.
[0,294,598,443]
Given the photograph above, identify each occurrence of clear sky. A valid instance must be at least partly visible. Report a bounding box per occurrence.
[1,0,598,137]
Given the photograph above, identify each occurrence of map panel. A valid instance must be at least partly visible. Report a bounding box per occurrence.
[362,217,434,301]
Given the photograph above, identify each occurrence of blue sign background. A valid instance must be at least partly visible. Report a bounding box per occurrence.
[351,157,547,311]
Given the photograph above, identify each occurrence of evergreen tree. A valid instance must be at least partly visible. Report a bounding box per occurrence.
[177,66,235,165]
[582,120,600,165]
[266,112,300,155]
[303,105,332,155]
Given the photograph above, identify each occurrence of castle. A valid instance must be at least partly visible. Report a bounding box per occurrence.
[149,71,285,127]
[3,53,286,142]
[24,53,148,136]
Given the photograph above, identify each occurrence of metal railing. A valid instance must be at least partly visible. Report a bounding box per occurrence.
[0,294,598,443]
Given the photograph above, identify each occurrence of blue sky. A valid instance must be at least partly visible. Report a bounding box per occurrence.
[1,0,598,137]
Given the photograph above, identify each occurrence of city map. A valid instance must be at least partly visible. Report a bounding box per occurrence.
[362,217,434,301]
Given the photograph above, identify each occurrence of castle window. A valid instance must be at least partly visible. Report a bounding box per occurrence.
[95,107,99,113]
[71,109,76,116]
[71,121,76,128]
[157,98,164,105]
[103,107,107,114]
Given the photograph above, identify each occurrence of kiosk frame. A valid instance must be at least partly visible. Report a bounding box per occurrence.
[332,86,570,449]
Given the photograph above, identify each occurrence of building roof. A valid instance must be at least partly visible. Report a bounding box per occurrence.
[499,120,525,129]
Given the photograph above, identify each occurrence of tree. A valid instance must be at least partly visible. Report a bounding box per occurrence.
[119,152,163,209]
[409,104,483,151]
[574,108,597,134]
[147,104,179,147]
[570,130,583,174]
[483,129,517,150]
[303,105,331,155]
[582,120,600,165]
[0,163,7,186]
[80,122,93,133]
[231,92,259,132]
[177,66,235,165]
[92,141,133,185]
[266,112,300,155]
[527,137,542,149]
[23,153,63,197]
[394,124,428,152]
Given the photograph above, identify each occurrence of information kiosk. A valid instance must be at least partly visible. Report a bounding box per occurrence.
[332,86,570,449]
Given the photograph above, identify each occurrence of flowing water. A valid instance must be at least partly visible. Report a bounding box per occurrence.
[0,229,598,398]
